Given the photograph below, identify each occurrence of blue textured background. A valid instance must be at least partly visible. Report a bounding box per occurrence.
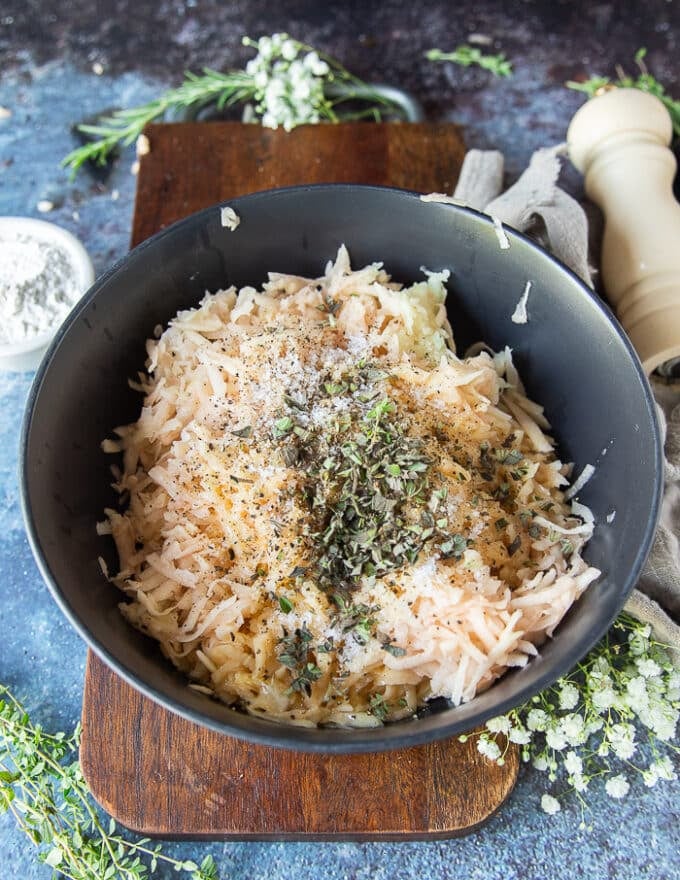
[1,2,679,877]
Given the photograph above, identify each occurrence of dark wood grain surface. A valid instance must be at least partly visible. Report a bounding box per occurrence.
[131,121,466,245]
[82,652,519,840]
[81,120,520,838]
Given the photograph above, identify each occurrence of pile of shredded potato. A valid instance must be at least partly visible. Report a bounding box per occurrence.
[99,246,600,728]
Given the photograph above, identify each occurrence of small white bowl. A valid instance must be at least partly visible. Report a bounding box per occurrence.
[0,217,95,372]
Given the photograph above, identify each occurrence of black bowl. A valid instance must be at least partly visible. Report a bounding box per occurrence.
[21,185,662,752]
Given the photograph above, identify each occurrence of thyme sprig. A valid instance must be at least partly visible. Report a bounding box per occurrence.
[0,685,218,880]
[567,48,680,137]
[426,45,513,78]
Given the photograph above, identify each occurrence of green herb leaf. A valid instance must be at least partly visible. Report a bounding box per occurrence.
[426,45,513,78]
[440,533,468,559]
[507,535,522,556]
[278,596,294,613]
[382,642,407,657]
[0,684,219,879]
[310,387,435,590]
[566,48,680,137]
[368,693,390,721]
[272,416,295,438]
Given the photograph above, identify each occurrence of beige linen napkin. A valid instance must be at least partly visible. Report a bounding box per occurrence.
[453,148,680,663]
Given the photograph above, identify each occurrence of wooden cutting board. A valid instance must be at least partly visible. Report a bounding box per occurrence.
[81,121,520,839]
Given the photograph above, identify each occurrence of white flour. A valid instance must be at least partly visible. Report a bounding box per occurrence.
[0,232,80,345]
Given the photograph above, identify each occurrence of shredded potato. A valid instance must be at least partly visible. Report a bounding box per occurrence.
[101,246,599,727]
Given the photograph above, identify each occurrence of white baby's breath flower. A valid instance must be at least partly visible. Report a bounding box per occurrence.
[486,716,511,735]
[558,683,580,711]
[527,708,549,732]
[541,794,561,815]
[591,686,617,713]
[265,78,286,102]
[643,703,678,741]
[532,754,549,772]
[477,737,501,761]
[605,774,630,799]
[611,736,636,760]
[642,769,658,787]
[589,655,612,680]
[304,50,329,76]
[626,675,649,713]
[546,725,568,751]
[563,750,583,776]
[257,36,273,60]
[478,613,679,816]
[572,773,589,793]
[584,716,604,737]
[628,628,651,656]
[636,658,662,679]
[650,756,677,782]
[281,38,298,61]
[666,671,680,701]
[253,70,268,89]
[508,726,532,745]
[287,59,306,83]
[560,713,587,746]
[293,80,312,101]
[607,722,636,760]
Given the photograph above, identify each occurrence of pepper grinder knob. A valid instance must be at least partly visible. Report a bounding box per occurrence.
[567,87,680,374]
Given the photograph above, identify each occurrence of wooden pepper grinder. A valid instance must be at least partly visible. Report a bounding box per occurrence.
[567,87,680,374]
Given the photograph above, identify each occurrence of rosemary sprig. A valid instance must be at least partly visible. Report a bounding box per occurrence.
[0,686,219,879]
[426,45,513,78]
[62,69,255,174]
[567,48,680,137]
[62,33,404,176]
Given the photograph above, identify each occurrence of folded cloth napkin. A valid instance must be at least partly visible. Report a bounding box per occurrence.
[453,148,680,664]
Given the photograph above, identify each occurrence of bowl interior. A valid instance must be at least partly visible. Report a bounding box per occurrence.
[21,185,661,752]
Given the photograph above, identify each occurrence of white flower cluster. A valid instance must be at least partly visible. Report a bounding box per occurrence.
[243,33,331,131]
[468,616,679,818]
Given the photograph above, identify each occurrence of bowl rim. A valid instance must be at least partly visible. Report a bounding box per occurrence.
[19,183,664,752]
